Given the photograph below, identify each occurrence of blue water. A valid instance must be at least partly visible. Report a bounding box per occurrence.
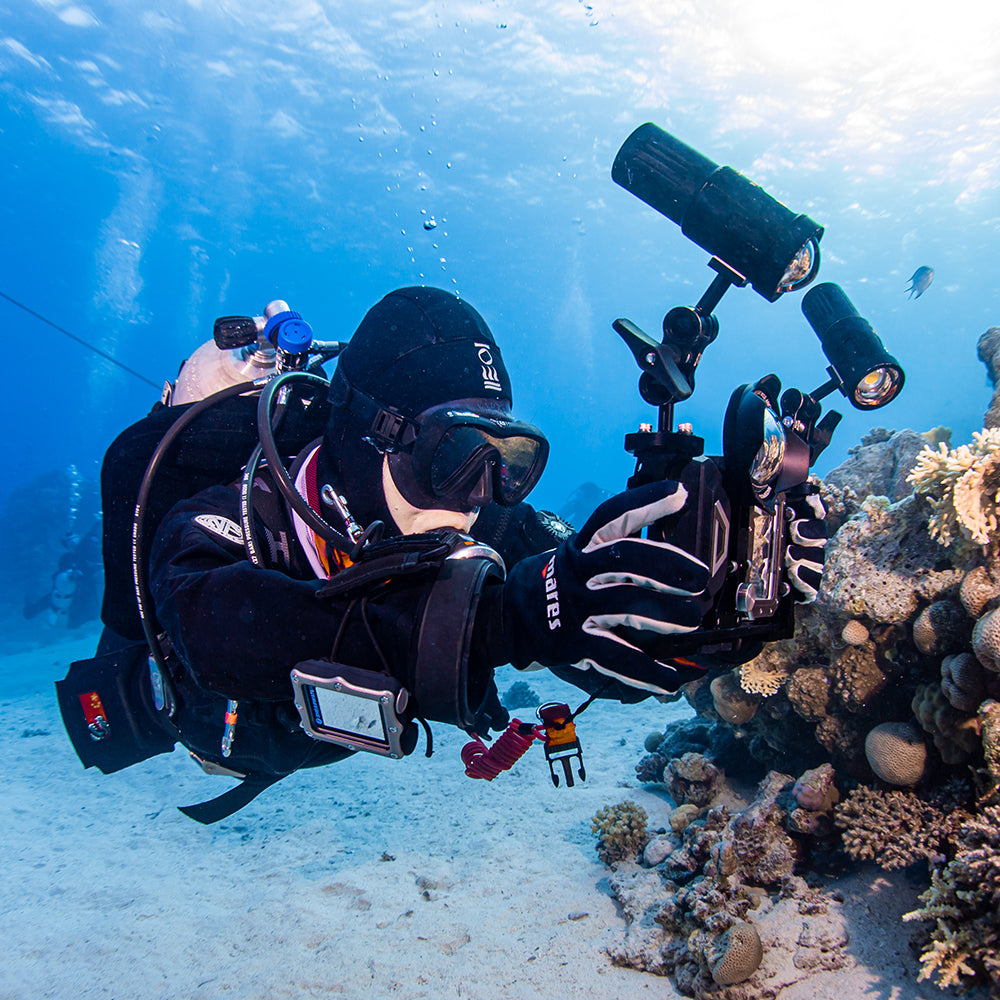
[1,0,997,624]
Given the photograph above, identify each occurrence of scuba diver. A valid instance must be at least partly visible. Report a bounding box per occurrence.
[58,287,826,822]
[25,518,103,629]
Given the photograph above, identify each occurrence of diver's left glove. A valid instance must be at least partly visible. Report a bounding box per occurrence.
[478,481,712,695]
[784,484,827,603]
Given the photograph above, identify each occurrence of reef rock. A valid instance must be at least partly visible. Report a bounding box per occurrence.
[979,326,1000,429]
[820,494,964,624]
[824,427,927,502]
[665,753,721,808]
[711,671,760,724]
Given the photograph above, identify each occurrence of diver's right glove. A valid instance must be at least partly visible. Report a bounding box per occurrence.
[492,481,712,695]
[784,484,827,603]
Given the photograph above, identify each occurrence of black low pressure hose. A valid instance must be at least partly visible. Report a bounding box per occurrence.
[256,371,355,557]
[132,378,268,673]
[240,385,290,568]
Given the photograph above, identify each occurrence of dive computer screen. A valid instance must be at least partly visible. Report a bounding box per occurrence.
[290,663,411,759]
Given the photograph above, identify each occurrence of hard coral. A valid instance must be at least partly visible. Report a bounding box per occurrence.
[904,804,1000,992]
[792,762,839,811]
[908,428,1000,556]
[831,643,891,712]
[913,683,981,764]
[834,786,949,869]
[708,922,763,986]
[501,680,540,710]
[785,667,832,722]
[973,608,1000,674]
[738,650,788,697]
[726,771,798,887]
[666,753,721,807]
[978,700,1000,803]
[941,652,987,713]
[912,599,968,656]
[961,565,1000,618]
[592,800,649,865]
[841,620,870,646]
[864,721,927,786]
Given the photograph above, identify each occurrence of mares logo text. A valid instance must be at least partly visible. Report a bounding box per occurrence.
[543,553,560,630]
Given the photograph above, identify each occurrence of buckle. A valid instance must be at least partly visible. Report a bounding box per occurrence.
[368,408,413,451]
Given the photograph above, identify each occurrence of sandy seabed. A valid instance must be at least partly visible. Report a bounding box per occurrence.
[0,630,964,1000]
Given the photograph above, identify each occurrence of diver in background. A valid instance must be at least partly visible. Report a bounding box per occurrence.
[25,518,103,629]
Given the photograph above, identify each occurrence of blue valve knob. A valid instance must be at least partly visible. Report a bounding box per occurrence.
[263,310,313,355]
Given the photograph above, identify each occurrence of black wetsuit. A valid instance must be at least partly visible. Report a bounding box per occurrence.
[145,463,574,781]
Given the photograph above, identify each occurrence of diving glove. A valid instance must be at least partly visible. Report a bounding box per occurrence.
[784,484,827,603]
[495,481,711,695]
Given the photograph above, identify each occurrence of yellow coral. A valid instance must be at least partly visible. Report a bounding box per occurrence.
[738,658,788,696]
[908,428,1000,552]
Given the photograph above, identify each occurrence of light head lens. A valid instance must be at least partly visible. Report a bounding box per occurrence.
[852,365,904,408]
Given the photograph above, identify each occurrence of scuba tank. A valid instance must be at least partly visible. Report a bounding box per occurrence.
[170,300,303,406]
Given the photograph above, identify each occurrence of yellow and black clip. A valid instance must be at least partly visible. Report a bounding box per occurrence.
[537,701,586,788]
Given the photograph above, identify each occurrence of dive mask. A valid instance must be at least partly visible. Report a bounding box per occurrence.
[368,398,549,511]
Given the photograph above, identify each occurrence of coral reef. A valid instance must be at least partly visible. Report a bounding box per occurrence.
[977,700,1000,802]
[616,335,1000,997]
[960,565,1000,618]
[592,801,649,865]
[738,646,790,696]
[912,599,968,656]
[791,762,839,812]
[840,620,869,646]
[941,652,990,713]
[912,683,981,764]
[973,608,1000,674]
[643,730,663,753]
[904,804,1000,992]
[710,672,760,724]
[603,768,851,997]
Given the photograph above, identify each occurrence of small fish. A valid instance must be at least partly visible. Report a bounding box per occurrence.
[906,266,934,299]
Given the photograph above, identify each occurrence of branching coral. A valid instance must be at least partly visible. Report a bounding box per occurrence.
[904,804,1000,992]
[908,428,1000,555]
[738,652,789,696]
[833,786,956,869]
[592,800,649,864]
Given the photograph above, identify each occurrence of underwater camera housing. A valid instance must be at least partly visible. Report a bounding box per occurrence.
[611,123,905,662]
